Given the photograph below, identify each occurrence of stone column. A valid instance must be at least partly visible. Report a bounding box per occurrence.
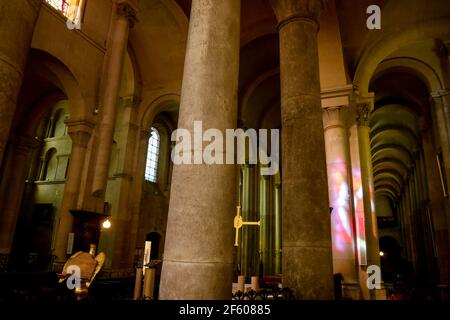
[248,165,259,276]
[270,0,334,299]
[356,103,386,300]
[109,97,140,277]
[159,0,240,300]
[431,90,450,151]
[274,183,282,275]
[240,165,249,276]
[355,104,380,266]
[408,174,418,274]
[431,91,450,202]
[403,182,414,264]
[0,0,42,167]
[240,164,258,277]
[323,106,360,297]
[53,120,94,261]
[398,201,408,259]
[259,173,271,276]
[0,135,40,259]
[421,126,450,298]
[91,1,137,198]
[349,122,369,299]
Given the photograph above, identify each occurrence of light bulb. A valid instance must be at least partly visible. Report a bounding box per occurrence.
[102,219,111,229]
[379,251,384,257]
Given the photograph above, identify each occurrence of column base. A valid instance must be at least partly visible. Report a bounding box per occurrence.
[159,260,233,300]
[283,246,335,299]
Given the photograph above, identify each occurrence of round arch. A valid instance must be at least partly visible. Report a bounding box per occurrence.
[373,57,444,93]
[354,18,450,95]
[23,49,89,121]
[141,94,180,130]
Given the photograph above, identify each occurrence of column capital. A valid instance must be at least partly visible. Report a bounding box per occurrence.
[351,92,374,127]
[355,103,370,126]
[115,0,138,27]
[65,119,94,148]
[270,0,326,31]
[323,106,349,130]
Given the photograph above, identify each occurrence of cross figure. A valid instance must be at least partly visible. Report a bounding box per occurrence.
[234,205,260,247]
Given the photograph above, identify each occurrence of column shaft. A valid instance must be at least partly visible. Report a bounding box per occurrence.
[259,174,271,275]
[159,0,240,300]
[271,0,334,299]
[274,184,282,275]
[323,107,359,289]
[421,127,450,295]
[355,105,381,269]
[91,2,136,197]
[109,99,140,276]
[0,0,42,166]
[240,164,258,276]
[0,136,39,256]
[349,123,368,288]
[53,120,93,261]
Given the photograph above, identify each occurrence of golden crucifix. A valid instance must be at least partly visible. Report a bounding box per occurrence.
[234,205,260,247]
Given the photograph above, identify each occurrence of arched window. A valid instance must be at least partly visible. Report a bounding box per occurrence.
[43,148,58,181]
[145,128,160,183]
[45,0,84,24]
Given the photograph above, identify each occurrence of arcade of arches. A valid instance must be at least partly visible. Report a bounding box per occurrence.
[0,0,449,300]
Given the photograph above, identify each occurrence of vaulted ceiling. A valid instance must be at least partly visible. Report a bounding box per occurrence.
[369,70,429,214]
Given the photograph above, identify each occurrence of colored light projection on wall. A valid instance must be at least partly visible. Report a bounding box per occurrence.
[330,167,353,255]
[353,168,367,266]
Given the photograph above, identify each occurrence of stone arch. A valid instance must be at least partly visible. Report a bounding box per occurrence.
[141,94,180,130]
[26,49,89,120]
[373,57,444,94]
[354,18,450,95]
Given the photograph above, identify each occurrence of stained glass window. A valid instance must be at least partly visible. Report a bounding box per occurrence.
[45,0,70,16]
[145,128,160,183]
[45,0,83,24]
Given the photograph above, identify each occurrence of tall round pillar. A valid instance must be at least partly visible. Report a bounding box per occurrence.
[270,0,334,299]
[0,0,42,167]
[53,120,94,261]
[274,183,282,275]
[259,173,271,275]
[323,106,359,297]
[355,104,381,269]
[240,164,259,277]
[159,0,240,300]
[0,135,40,261]
[91,1,137,198]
